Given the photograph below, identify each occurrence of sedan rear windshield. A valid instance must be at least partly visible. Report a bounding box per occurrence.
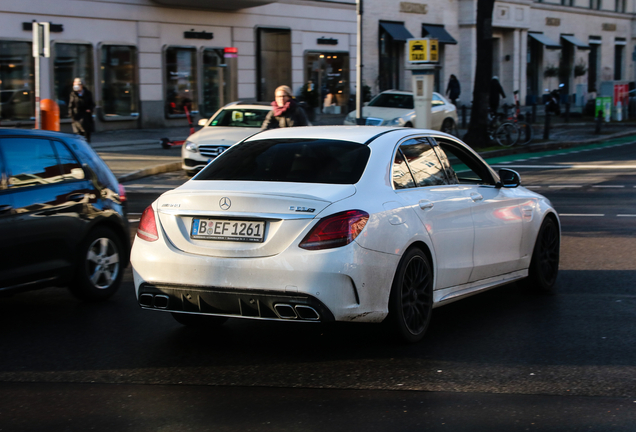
[195,138,370,184]
[367,93,414,109]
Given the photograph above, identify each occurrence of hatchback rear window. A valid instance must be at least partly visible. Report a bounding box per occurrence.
[195,138,370,184]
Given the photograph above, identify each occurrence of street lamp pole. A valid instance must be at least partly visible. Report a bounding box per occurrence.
[356,0,363,124]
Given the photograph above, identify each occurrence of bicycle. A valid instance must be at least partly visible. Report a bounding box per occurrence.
[488,108,519,147]
[506,91,534,146]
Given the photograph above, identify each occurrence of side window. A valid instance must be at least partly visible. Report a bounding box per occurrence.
[392,149,416,189]
[399,138,446,187]
[52,141,85,181]
[2,138,62,189]
[432,93,444,107]
[436,139,495,185]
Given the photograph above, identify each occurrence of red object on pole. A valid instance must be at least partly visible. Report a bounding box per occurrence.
[40,99,60,131]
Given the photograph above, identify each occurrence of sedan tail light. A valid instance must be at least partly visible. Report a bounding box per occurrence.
[299,210,369,250]
[118,184,127,203]
[137,206,158,242]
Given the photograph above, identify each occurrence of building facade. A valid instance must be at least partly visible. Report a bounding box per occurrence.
[1,0,635,131]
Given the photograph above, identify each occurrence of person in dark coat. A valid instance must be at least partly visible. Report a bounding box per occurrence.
[489,76,506,114]
[261,85,309,130]
[68,78,95,142]
[445,74,461,106]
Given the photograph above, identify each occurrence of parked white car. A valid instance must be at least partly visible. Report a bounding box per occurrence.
[344,90,459,135]
[181,101,272,175]
[133,126,560,343]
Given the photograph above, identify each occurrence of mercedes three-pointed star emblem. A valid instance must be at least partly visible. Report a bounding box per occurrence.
[219,197,231,210]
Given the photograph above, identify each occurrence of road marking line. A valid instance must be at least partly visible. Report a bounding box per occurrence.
[128,219,140,223]
[549,185,583,188]
[559,214,605,217]
[617,214,636,217]
[591,185,625,188]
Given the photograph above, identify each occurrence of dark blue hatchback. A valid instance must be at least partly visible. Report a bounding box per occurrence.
[0,129,129,300]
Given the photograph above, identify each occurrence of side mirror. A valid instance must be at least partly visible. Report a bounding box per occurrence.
[197,118,208,127]
[497,168,520,188]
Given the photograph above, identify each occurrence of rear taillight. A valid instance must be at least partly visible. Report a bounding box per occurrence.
[137,206,158,242]
[299,210,369,250]
[118,184,127,203]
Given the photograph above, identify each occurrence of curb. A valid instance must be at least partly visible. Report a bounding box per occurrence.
[117,161,182,183]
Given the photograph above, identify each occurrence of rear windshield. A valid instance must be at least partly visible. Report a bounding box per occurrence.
[367,93,414,109]
[209,108,270,128]
[195,138,370,184]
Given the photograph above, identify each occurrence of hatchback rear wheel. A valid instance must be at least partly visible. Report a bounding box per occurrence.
[388,248,433,343]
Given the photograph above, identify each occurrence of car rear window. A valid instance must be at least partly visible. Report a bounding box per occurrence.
[367,93,414,109]
[195,138,370,184]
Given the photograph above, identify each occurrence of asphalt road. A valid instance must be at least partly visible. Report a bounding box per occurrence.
[1,140,635,431]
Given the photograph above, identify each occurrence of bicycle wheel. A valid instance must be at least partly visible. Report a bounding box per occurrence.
[494,122,520,147]
[516,121,534,146]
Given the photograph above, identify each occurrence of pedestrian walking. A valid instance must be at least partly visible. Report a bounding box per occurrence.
[261,85,309,130]
[68,78,95,142]
[489,76,506,114]
[446,74,461,106]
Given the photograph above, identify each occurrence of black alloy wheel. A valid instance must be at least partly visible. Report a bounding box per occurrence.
[441,118,458,136]
[389,248,434,343]
[69,227,123,301]
[525,217,560,293]
[172,312,228,328]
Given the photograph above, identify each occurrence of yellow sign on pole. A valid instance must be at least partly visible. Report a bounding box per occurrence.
[407,38,439,64]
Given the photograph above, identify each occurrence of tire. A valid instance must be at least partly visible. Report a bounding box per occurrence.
[516,121,534,146]
[69,227,124,301]
[441,118,458,136]
[388,248,434,343]
[172,312,228,328]
[404,122,414,128]
[494,122,520,147]
[524,217,560,293]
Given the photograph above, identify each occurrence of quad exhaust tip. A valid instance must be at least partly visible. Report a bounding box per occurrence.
[138,293,169,309]
[274,303,320,321]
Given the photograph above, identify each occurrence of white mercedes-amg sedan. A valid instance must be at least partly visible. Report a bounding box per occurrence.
[132,126,560,342]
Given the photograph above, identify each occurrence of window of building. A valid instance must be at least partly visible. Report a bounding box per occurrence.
[614,42,625,80]
[201,48,229,118]
[615,0,626,12]
[588,38,601,92]
[305,52,350,114]
[0,41,34,122]
[256,28,291,102]
[379,25,400,91]
[165,46,197,117]
[53,43,94,119]
[101,45,138,119]
[590,0,602,9]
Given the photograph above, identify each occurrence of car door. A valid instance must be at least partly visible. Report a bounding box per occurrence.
[434,137,525,282]
[431,93,447,130]
[0,136,92,289]
[391,137,475,290]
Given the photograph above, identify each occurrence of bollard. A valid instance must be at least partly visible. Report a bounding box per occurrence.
[526,110,532,124]
[595,109,602,134]
[461,105,467,129]
[40,99,60,131]
[565,102,570,123]
[543,111,550,140]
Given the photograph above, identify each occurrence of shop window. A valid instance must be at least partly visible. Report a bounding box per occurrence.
[379,26,400,91]
[54,43,94,119]
[305,52,350,114]
[201,48,229,118]
[256,28,291,102]
[101,45,138,118]
[165,46,197,117]
[614,44,624,80]
[0,41,34,122]
[588,43,600,93]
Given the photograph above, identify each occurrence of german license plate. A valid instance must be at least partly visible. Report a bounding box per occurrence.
[191,218,265,242]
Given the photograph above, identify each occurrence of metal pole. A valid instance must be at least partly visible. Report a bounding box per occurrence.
[355,0,363,125]
[33,22,41,129]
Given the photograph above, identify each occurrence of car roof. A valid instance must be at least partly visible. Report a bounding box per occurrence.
[246,125,413,144]
[223,101,272,109]
[377,89,442,97]
[0,128,80,140]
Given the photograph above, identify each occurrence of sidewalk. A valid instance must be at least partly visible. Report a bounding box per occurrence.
[92,115,636,183]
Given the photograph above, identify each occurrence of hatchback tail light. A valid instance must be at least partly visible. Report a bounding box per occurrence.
[118,184,127,203]
[137,206,158,242]
[299,210,369,250]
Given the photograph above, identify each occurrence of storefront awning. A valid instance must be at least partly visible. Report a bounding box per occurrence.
[561,35,590,50]
[379,22,413,42]
[151,0,274,10]
[528,33,561,50]
[421,24,457,45]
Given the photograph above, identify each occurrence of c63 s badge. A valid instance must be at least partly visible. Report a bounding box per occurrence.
[290,206,315,213]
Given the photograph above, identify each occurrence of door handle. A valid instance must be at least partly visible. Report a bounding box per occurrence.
[419,200,434,210]
[68,193,85,202]
[0,204,12,213]
[470,193,483,202]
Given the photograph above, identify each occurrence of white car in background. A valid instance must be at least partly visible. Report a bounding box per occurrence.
[182,101,272,175]
[132,126,560,343]
[344,90,459,135]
